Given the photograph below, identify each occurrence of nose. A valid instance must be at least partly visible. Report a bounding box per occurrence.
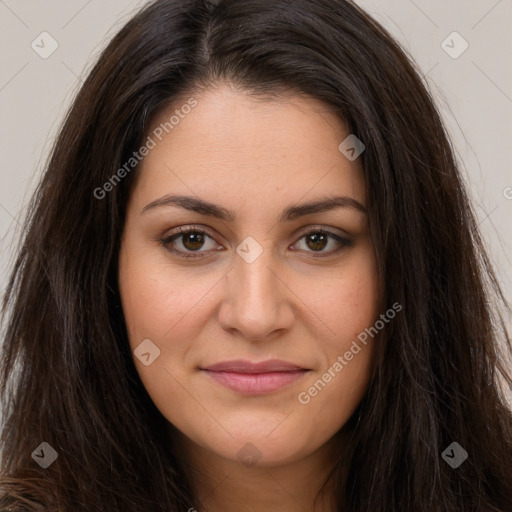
[217,243,295,342]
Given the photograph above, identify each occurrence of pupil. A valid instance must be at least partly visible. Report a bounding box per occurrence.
[184,232,204,250]
[308,233,326,251]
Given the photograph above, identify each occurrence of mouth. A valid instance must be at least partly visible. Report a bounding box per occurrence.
[200,359,310,395]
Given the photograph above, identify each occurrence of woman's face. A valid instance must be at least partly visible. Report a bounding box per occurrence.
[118,84,380,467]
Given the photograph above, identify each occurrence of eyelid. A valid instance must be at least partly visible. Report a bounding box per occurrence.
[293,224,350,241]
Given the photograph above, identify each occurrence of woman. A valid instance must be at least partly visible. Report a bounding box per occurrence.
[1,0,511,510]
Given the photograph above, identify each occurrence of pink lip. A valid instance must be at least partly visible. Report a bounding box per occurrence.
[201,359,310,395]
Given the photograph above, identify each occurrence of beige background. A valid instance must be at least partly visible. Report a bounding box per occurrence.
[0,0,511,323]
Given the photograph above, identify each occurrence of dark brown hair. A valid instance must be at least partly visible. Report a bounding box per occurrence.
[1,0,511,510]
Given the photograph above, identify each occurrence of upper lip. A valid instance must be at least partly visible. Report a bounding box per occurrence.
[201,359,308,373]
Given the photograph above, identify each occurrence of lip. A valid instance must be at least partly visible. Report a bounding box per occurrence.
[200,359,310,395]
[203,359,307,373]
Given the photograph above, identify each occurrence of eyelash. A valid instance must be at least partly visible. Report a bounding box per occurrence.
[158,225,353,259]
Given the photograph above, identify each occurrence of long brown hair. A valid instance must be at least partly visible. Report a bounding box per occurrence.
[1,0,511,510]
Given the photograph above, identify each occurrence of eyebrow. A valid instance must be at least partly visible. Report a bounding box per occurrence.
[141,194,367,222]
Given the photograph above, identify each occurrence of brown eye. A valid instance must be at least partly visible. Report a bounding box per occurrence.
[160,227,221,258]
[304,232,329,251]
[180,231,207,251]
[292,229,353,258]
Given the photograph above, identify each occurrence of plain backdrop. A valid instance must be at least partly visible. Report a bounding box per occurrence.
[0,1,511,357]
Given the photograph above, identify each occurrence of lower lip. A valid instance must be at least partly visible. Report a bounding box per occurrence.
[202,370,308,395]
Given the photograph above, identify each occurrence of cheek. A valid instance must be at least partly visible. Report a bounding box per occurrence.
[118,246,218,350]
[118,246,214,425]
[306,242,381,349]
[295,246,380,427]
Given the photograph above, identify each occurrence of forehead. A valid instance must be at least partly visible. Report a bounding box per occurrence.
[132,83,366,212]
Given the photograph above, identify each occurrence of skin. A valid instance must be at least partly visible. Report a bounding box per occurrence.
[118,83,381,511]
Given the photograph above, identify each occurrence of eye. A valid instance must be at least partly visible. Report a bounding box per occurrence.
[291,228,353,258]
[158,225,352,259]
[159,226,221,259]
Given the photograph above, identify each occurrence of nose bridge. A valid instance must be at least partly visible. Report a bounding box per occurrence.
[237,243,276,303]
[219,235,293,339]
[235,236,281,311]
